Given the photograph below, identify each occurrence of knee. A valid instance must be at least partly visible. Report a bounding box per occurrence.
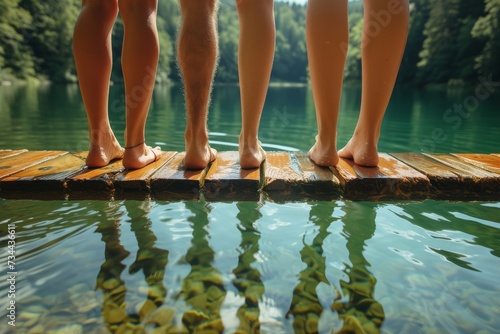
[119,0,157,20]
[83,0,119,19]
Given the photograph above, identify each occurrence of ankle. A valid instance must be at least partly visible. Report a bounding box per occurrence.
[239,134,259,148]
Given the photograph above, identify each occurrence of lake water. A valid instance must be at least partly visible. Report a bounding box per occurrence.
[0,83,499,334]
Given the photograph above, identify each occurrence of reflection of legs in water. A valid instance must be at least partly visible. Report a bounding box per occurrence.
[332,202,385,333]
[176,201,227,332]
[94,204,130,331]
[232,202,265,333]
[287,202,334,332]
[125,201,169,320]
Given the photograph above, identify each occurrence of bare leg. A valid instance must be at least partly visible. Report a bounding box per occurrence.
[236,0,275,169]
[307,0,349,167]
[119,0,162,169]
[73,0,124,168]
[178,0,218,169]
[338,0,409,166]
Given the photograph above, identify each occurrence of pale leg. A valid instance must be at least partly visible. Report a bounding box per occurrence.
[120,0,162,169]
[178,0,218,169]
[338,0,409,166]
[236,0,275,169]
[73,0,124,168]
[307,0,349,167]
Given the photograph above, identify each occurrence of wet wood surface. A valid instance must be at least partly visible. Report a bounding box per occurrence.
[453,153,500,174]
[0,151,67,179]
[392,153,500,200]
[149,152,209,200]
[333,153,430,200]
[0,149,28,159]
[0,150,499,201]
[203,151,261,201]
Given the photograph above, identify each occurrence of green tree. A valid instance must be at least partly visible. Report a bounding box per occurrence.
[344,10,363,80]
[398,0,430,84]
[472,0,500,79]
[417,0,485,84]
[20,0,80,82]
[0,0,34,80]
[215,2,239,83]
[273,3,307,82]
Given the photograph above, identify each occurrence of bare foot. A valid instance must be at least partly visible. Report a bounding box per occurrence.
[239,139,266,169]
[122,142,162,169]
[184,144,217,170]
[308,135,339,167]
[86,137,124,168]
[338,136,379,167]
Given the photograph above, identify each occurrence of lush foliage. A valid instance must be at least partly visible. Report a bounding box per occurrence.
[0,0,498,85]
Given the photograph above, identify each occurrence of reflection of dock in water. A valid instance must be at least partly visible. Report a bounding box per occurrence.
[1,150,499,201]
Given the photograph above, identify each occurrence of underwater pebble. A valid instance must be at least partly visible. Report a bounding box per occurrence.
[305,313,319,333]
[167,324,189,334]
[102,278,121,291]
[182,309,209,325]
[103,305,127,324]
[146,306,176,326]
[187,293,208,310]
[53,324,83,334]
[136,299,157,320]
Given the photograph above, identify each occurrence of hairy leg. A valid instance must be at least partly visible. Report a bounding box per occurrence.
[73,0,124,168]
[178,0,218,169]
[119,0,162,169]
[339,0,409,166]
[236,0,275,169]
[307,0,349,167]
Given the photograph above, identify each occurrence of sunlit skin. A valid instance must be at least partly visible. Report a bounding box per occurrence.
[178,0,275,169]
[236,0,275,169]
[307,0,410,167]
[73,0,161,169]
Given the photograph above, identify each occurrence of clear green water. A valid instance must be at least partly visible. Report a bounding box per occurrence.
[0,83,500,333]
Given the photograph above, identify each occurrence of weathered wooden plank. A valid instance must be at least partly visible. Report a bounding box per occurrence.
[0,150,28,159]
[0,152,87,198]
[263,152,341,201]
[67,158,124,198]
[0,151,67,180]
[294,152,342,199]
[332,153,430,200]
[452,153,500,174]
[391,152,464,200]
[150,152,209,200]
[114,152,177,199]
[203,151,261,201]
[423,153,500,199]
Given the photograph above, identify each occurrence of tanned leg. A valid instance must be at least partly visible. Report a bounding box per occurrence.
[338,0,409,166]
[119,0,162,169]
[236,0,275,169]
[307,0,349,167]
[73,0,124,168]
[178,0,218,169]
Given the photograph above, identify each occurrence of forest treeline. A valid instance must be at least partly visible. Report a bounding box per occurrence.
[1,0,499,86]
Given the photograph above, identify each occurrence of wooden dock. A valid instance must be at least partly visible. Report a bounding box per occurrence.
[0,150,499,201]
